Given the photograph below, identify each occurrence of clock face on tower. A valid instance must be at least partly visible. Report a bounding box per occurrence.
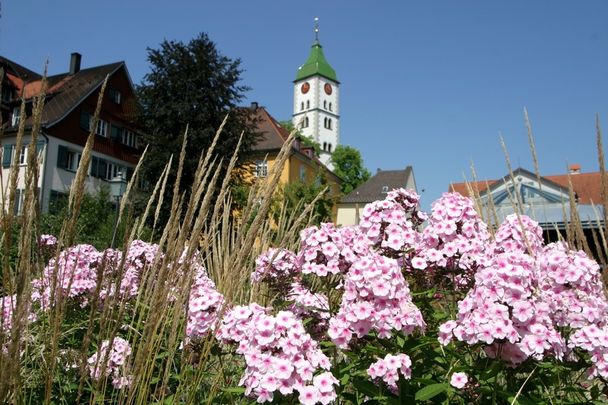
[301,82,310,94]
[324,83,333,95]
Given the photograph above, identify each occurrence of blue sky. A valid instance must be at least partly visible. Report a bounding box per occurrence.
[1,1,607,209]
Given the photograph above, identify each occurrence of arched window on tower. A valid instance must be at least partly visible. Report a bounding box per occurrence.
[329,102,333,111]
[301,102,304,111]
[306,100,310,109]
[323,100,327,109]
[328,143,332,153]
[327,118,332,130]
[303,117,309,128]
[323,142,327,151]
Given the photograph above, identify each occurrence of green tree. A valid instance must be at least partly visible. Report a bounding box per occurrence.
[331,145,371,195]
[137,33,259,221]
[279,120,321,156]
[281,176,334,224]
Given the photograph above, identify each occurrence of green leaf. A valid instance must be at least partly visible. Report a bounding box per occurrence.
[352,378,380,397]
[221,387,246,394]
[415,383,449,401]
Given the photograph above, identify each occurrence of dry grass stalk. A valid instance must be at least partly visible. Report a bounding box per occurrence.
[524,108,542,192]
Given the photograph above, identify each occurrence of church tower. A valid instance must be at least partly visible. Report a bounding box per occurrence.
[292,18,340,169]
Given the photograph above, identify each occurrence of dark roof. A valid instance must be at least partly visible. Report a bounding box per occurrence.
[0,56,42,82]
[37,62,124,127]
[342,167,414,203]
[250,107,290,151]
[449,167,603,205]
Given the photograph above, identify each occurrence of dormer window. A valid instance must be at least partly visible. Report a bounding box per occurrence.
[382,186,388,193]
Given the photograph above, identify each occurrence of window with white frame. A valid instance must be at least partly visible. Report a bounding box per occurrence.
[66,150,81,171]
[122,129,137,148]
[96,119,108,137]
[255,160,268,178]
[19,146,27,165]
[11,107,21,127]
[57,145,81,172]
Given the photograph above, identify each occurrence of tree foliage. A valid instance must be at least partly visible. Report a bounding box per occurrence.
[279,120,321,156]
[280,176,335,224]
[137,33,259,221]
[331,145,371,195]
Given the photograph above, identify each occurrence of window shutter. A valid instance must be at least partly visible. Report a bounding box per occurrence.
[90,156,99,177]
[14,189,21,215]
[80,111,91,131]
[57,145,68,168]
[2,145,14,168]
[110,125,122,141]
[98,159,107,179]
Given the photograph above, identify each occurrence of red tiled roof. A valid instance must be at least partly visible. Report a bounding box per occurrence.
[449,170,603,204]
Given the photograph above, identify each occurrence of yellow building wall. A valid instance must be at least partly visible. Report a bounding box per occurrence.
[239,151,342,221]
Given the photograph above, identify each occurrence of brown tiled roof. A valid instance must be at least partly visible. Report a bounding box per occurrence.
[37,62,123,127]
[0,56,42,82]
[247,106,341,182]
[342,167,414,203]
[449,167,603,204]
[250,107,290,151]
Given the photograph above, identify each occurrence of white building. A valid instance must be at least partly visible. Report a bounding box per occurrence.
[292,20,340,169]
[0,53,141,213]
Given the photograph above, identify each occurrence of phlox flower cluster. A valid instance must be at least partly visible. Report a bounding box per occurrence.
[536,242,608,376]
[186,265,225,339]
[31,244,101,309]
[299,223,371,277]
[287,283,329,322]
[328,252,425,349]
[412,192,490,289]
[88,336,132,389]
[252,248,301,295]
[439,216,608,367]
[569,325,608,379]
[367,353,412,393]
[1,294,16,334]
[537,242,608,329]
[358,188,426,257]
[100,240,160,300]
[439,249,566,364]
[493,214,544,255]
[38,234,58,249]
[216,304,335,403]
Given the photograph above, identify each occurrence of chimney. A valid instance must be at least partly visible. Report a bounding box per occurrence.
[377,168,382,173]
[69,52,82,75]
[568,163,581,175]
[250,101,259,110]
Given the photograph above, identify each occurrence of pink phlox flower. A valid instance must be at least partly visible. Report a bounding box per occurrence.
[450,372,468,389]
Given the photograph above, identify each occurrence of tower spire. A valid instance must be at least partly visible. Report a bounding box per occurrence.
[314,17,319,43]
